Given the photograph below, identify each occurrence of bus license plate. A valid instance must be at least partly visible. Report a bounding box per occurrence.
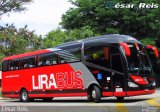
[116,88,123,92]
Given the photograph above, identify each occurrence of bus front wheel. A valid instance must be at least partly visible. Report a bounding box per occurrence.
[87,94,93,102]
[20,89,29,102]
[90,86,101,103]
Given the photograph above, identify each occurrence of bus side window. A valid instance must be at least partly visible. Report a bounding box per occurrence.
[24,64,29,68]
[38,61,43,66]
[29,57,36,68]
[61,59,65,63]
[38,52,58,66]
[10,60,19,70]
[49,53,58,65]
[111,47,124,73]
[51,54,58,65]
[45,60,50,65]
[20,57,36,69]
[58,55,67,64]
[2,60,9,72]
[56,50,80,63]
[70,49,81,60]
[84,46,110,68]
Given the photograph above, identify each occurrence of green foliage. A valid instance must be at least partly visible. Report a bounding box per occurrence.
[0,24,42,62]
[0,0,159,65]
[60,0,160,39]
[0,0,32,16]
[156,37,160,48]
[140,38,155,46]
[41,26,97,48]
[66,25,96,41]
[41,28,67,49]
[106,28,119,34]
[0,0,36,69]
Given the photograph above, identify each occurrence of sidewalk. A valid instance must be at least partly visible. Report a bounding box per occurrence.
[0,97,11,100]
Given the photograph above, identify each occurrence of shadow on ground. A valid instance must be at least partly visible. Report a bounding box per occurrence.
[10,98,149,103]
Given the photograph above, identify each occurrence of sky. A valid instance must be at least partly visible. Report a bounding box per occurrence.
[0,0,73,36]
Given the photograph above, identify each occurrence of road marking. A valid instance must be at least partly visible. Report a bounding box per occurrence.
[146,99,160,109]
[155,98,160,100]
[116,103,128,112]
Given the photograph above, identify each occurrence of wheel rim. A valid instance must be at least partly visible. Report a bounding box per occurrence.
[92,90,96,99]
[22,91,28,100]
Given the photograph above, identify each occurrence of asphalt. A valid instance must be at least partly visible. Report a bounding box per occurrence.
[0,89,160,112]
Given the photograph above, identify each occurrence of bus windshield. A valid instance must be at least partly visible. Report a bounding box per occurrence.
[127,43,152,76]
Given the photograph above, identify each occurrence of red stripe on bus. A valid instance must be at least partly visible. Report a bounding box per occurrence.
[114,92,126,96]
[3,49,51,61]
[102,89,155,97]
[102,92,113,96]
[29,93,87,98]
[127,89,155,96]
[3,89,155,98]
[3,94,19,98]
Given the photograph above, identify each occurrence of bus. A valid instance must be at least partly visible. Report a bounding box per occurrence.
[2,34,159,103]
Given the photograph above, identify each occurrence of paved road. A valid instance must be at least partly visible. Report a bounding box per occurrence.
[0,90,160,112]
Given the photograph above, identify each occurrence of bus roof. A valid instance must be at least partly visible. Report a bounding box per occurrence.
[3,34,141,61]
[57,34,141,48]
[3,48,60,61]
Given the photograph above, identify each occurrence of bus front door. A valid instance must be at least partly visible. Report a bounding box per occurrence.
[111,51,127,97]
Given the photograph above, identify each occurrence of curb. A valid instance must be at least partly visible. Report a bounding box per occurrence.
[0,97,11,100]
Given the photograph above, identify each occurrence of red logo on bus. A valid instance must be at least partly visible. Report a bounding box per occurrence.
[32,70,83,90]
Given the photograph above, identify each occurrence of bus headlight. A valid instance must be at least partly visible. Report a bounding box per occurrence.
[128,82,138,87]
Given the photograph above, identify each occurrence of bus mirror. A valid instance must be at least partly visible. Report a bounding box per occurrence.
[120,42,131,57]
[146,45,159,58]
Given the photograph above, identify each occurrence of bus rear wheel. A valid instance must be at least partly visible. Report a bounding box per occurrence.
[90,86,101,103]
[20,89,29,102]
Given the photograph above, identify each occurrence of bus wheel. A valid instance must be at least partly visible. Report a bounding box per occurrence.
[20,89,29,102]
[91,86,101,103]
[87,94,93,102]
[43,97,53,102]
[116,97,124,101]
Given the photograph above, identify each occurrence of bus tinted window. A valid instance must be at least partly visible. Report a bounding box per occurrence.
[71,49,81,59]
[84,46,110,68]
[2,61,8,71]
[38,53,58,66]
[9,60,19,70]
[56,50,80,63]
[58,55,67,64]
[20,57,36,69]
[59,44,82,60]
[110,46,124,72]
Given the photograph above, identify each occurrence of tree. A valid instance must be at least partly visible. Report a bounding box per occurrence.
[156,37,160,48]
[41,28,67,49]
[0,24,42,56]
[66,25,96,41]
[0,24,42,68]
[0,24,42,70]
[60,0,160,39]
[0,0,32,16]
[41,26,97,49]
[0,0,35,70]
